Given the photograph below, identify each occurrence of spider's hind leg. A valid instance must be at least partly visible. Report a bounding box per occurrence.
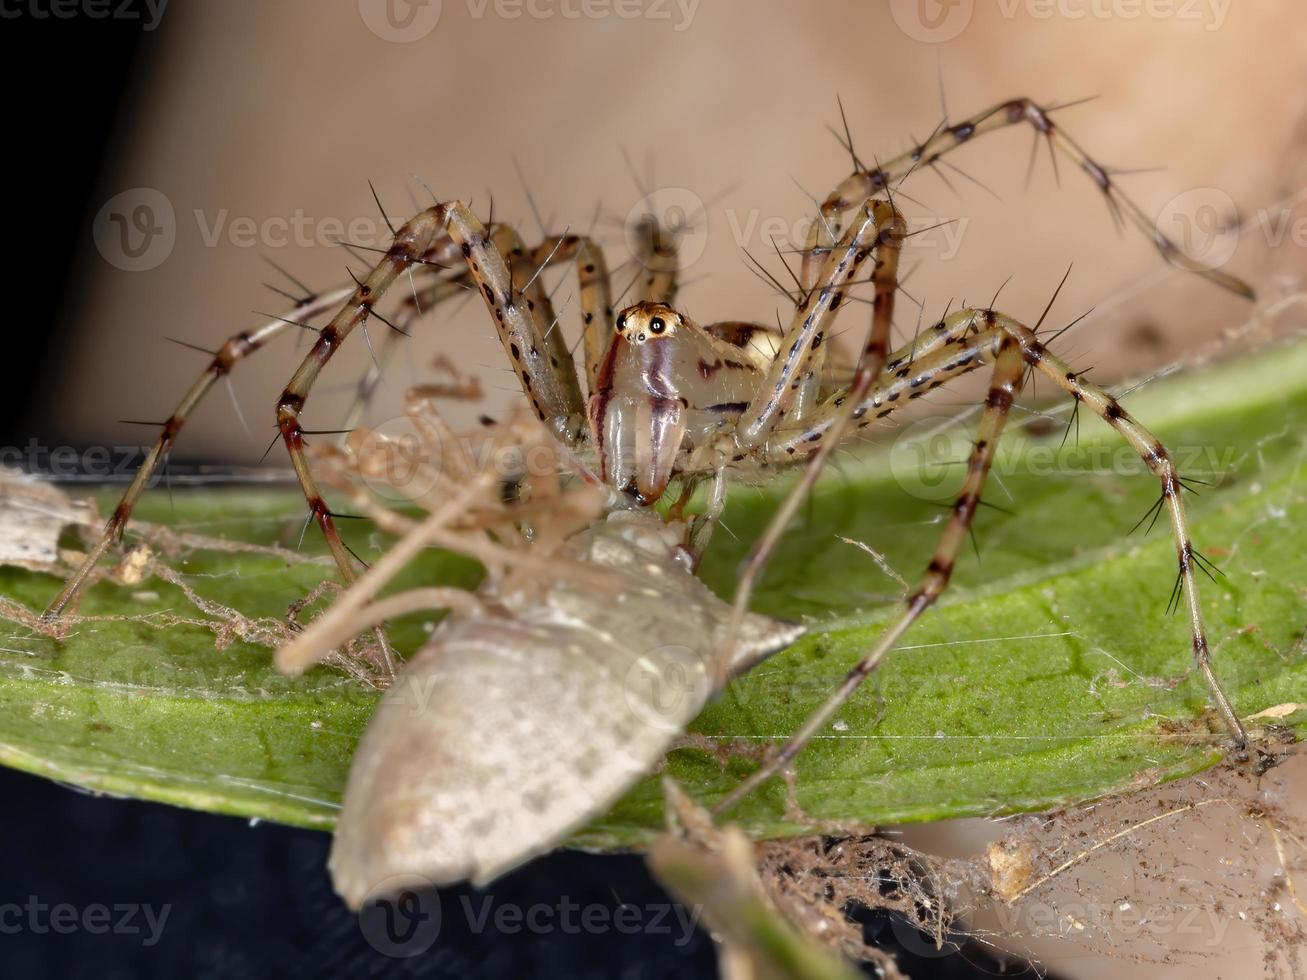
[717,308,1251,812]
[715,330,1027,813]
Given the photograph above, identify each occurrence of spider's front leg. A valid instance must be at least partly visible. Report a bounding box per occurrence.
[274,203,592,598]
[716,308,1252,812]
[42,281,373,621]
[723,195,906,647]
[804,96,1253,298]
[734,196,906,450]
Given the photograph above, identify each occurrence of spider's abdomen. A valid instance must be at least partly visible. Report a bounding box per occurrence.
[588,302,757,503]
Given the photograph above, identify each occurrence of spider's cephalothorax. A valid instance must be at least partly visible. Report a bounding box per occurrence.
[47,97,1264,822]
[589,301,767,504]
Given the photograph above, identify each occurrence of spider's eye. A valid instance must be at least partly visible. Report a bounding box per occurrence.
[649,317,666,334]
[615,313,627,332]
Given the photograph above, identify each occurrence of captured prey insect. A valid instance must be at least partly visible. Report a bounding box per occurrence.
[43,97,1261,894]
[274,402,804,904]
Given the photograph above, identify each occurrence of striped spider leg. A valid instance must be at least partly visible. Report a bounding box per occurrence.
[703,99,1261,810]
[41,203,617,654]
[714,303,1256,812]
[802,96,1253,298]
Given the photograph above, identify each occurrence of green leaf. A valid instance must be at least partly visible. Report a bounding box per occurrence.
[2,338,1305,846]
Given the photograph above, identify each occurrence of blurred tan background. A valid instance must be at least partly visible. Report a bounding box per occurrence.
[37,0,1307,464]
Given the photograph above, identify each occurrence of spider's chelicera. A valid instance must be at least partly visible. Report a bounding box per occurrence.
[45,97,1259,817]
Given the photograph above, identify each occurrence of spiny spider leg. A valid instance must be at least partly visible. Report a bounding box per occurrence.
[342,225,617,429]
[340,275,472,435]
[42,283,361,620]
[45,206,615,623]
[736,198,906,448]
[629,215,681,305]
[274,203,593,624]
[43,220,487,621]
[516,232,617,396]
[726,197,906,658]
[803,97,1253,299]
[716,307,1250,813]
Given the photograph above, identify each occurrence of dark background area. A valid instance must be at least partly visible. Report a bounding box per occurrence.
[1,765,1033,978]
[1,11,147,447]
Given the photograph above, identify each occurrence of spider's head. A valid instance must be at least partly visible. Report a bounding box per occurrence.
[613,301,681,345]
[589,301,759,507]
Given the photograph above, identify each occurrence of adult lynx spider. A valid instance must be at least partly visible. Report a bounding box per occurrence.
[45,96,1259,855]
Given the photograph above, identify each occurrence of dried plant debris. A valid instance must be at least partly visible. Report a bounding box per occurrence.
[0,468,95,572]
[649,778,874,980]
[754,741,1307,977]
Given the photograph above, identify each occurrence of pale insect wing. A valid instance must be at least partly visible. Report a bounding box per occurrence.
[331,616,709,905]
[330,606,802,907]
